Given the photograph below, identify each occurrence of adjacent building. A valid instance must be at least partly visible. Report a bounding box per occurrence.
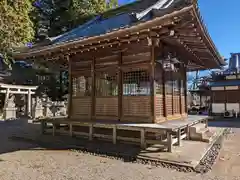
[210,53,240,117]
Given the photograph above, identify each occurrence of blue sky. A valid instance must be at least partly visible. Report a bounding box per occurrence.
[119,0,240,60]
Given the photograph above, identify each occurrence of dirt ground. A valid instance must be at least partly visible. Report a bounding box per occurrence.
[0,119,239,180]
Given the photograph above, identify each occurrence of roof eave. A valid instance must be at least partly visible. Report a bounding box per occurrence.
[12,5,194,60]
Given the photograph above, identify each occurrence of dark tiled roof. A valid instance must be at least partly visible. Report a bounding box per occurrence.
[209,80,240,87]
[52,0,191,44]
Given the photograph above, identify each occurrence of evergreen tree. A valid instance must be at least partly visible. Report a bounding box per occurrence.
[0,0,35,66]
[33,0,119,38]
[107,0,118,9]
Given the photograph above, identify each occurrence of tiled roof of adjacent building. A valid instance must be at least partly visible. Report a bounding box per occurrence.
[209,80,240,87]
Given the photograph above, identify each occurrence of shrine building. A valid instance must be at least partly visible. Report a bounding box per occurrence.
[12,0,225,123]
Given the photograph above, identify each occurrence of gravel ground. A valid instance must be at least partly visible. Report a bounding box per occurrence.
[0,119,240,180]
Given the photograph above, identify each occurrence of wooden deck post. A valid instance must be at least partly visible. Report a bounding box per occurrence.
[167,131,173,152]
[140,129,146,149]
[177,129,181,146]
[113,126,117,144]
[186,125,190,140]
[69,123,73,137]
[205,118,208,128]
[52,123,56,136]
[41,120,46,134]
[89,124,93,141]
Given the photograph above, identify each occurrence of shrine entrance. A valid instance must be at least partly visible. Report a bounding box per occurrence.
[0,83,37,120]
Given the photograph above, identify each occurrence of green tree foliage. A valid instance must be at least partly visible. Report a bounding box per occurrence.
[0,0,34,52]
[34,0,119,38]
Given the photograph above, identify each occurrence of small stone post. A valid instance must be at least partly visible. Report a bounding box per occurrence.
[32,96,44,119]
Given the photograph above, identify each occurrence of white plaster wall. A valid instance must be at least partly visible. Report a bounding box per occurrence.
[211,87,224,90]
[212,103,225,113]
[225,86,239,90]
[226,103,239,112]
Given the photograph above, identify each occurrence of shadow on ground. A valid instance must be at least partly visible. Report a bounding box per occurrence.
[0,119,143,162]
[209,118,240,128]
[0,117,239,162]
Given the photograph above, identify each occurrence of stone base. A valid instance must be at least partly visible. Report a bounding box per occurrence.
[3,108,17,120]
[189,123,215,142]
[32,108,44,119]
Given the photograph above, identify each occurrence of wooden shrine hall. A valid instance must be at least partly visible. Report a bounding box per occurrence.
[12,0,225,151]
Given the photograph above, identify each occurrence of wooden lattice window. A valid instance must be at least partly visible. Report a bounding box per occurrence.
[165,71,173,95]
[155,63,163,95]
[72,75,92,97]
[180,80,185,95]
[172,71,180,95]
[95,70,118,96]
[123,68,150,96]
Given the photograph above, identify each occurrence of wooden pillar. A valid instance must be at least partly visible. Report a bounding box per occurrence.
[171,71,174,116]
[179,65,183,115]
[118,53,123,121]
[67,56,73,118]
[27,89,31,117]
[91,58,96,120]
[162,64,167,118]
[150,43,156,123]
[183,65,187,114]
[179,79,182,115]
